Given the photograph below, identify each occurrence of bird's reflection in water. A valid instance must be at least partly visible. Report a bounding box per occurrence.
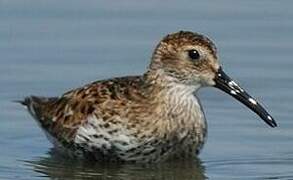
[24,148,206,180]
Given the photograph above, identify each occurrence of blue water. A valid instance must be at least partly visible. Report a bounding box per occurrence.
[1,0,293,179]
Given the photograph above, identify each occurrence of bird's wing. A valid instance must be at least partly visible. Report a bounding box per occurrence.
[20,94,97,146]
[19,76,143,147]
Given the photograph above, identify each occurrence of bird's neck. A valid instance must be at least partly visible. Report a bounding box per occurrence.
[144,71,200,120]
[143,69,201,99]
[141,70,205,135]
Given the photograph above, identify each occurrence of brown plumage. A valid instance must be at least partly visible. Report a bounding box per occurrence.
[19,31,277,163]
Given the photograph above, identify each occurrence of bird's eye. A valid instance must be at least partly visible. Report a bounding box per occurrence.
[188,49,200,60]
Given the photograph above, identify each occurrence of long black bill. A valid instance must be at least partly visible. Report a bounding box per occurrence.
[214,67,277,127]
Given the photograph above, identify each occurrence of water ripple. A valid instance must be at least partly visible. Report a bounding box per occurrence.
[23,149,206,180]
[204,155,293,179]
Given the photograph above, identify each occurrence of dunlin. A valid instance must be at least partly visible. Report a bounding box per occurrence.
[19,31,277,163]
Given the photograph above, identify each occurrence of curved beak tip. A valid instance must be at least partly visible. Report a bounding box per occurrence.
[267,115,277,128]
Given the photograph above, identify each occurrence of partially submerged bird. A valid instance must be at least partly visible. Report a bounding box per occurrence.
[19,31,277,163]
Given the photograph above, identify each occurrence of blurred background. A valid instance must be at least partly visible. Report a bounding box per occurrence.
[0,0,292,179]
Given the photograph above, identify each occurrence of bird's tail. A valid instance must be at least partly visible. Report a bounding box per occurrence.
[13,97,31,106]
[15,96,42,119]
[15,96,58,121]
